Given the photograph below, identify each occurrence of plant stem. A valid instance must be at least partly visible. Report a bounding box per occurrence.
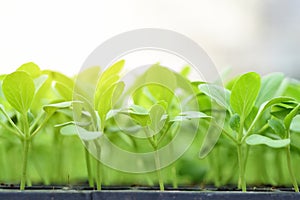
[237,144,246,192]
[20,113,30,190]
[20,138,30,190]
[84,147,94,188]
[95,143,102,191]
[171,166,178,189]
[96,160,102,190]
[286,145,299,192]
[0,108,24,137]
[154,149,164,191]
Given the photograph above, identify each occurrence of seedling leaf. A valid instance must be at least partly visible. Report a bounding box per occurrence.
[255,73,285,106]
[230,72,261,120]
[2,71,35,114]
[199,84,231,111]
[171,111,211,122]
[17,62,41,78]
[229,113,240,132]
[284,104,300,130]
[291,115,300,133]
[43,101,79,114]
[268,118,285,138]
[246,134,290,148]
[149,104,166,133]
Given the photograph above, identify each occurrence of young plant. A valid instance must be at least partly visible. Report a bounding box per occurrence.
[117,64,211,191]
[63,61,125,190]
[199,72,298,191]
[0,63,75,190]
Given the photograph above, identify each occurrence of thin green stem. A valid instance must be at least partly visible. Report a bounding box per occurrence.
[29,113,53,139]
[157,121,174,145]
[29,112,45,133]
[0,121,23,139]
[95,144,102,191]
[286,145,299,192]
[85,147,94,188]
[154,149,164,191]
[171,166,178,189]
[237,144,246,192]
[145,127,157,149]
[0,108,24,137]
[96,160,102,191]
[243,145,250,174]
[213,122,238,144]
[20,113,30,190]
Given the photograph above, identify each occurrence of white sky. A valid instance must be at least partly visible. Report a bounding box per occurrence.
[1,0,283,77]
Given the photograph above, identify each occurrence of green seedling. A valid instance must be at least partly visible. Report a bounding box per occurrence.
[199,72,299,191]
[0,63,76,190]
[118,65,211,191]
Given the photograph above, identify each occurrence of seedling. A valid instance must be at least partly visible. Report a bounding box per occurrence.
[0,63,76,190]
[199,72,299,191]
[115,64,211,191]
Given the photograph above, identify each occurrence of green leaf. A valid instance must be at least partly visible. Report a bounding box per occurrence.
[96,81,125,128]
[247,97,295,133]
[291,115,300,133]
[199,121,223,159]
[145,64,177,91]
[199,84,231,111]
[98,60,124,84]
[119,105,151,127]
[77,126,102,141]
[2,71,35,114]
[284,104,300,130]
[246,134,290,148]
[230,72,261,120]
[130,104,149,115]
[17,62,41,78]
[128,105,151,127]
[180,65,191,78]
[43,101,79,114]
[283,78,300,102]
[270,101,298,120]
[171,111,211,122]
[42,70,74,88]
[60,124,77,136]
[255,73,285,106]
[34,75,48,94]
[149,104,166,133]
[58,122,102,140]
[54,82,73,100]
[268,118,285,138]
[94,61,124,129]
[229,113,240,132]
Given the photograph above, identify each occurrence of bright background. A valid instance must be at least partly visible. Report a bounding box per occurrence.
[1,0,300,78]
